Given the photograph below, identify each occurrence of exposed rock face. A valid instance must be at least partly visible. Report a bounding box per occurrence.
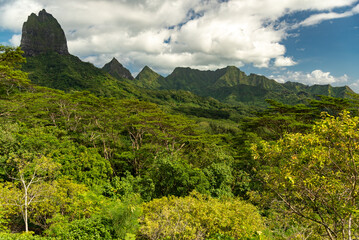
[102,58,134,80]
[20,9,69,56]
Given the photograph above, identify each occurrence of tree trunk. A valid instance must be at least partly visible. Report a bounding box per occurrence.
[21,177,29,233]
[348,215,352,240]
[24,183,28,233]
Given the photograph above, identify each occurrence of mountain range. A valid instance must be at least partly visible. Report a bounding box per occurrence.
[19,9,354,117]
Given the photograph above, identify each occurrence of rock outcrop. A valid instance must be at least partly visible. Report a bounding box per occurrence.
[20,9,69,56]
[102,58,134,80]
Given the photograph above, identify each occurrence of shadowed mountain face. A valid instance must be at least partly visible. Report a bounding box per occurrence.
[20,9,69,57]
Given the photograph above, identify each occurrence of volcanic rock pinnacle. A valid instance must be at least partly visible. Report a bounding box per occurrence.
[20,9,69,56]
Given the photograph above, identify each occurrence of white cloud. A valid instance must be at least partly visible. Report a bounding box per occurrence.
[271,70,349,85]
[0,0,42,31]
[299,4,358,26]
[349,80,359,93]
[9,34,21,46]
[300,12,352,26]
[274,56,297,67]
[0,0,358,73]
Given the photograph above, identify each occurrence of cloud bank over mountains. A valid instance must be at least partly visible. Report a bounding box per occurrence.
[0,0,358,78]
[271,70,349,85]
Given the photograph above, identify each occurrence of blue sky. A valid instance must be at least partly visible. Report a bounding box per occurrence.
[242,10,359,88]
[0,0,359,91]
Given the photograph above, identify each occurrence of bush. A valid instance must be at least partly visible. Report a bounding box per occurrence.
[46,216,113,240]
[45,196,142,240]
[0,232,50,240]
[140,192,268,240]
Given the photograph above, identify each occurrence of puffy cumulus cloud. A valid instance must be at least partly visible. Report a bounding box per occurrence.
[9,34,21,46]
[0,0,42,31]
[274,56,297,67]
[271,70,349,85]
[0,0,358,73]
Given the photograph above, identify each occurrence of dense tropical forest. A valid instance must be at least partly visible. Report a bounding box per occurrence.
[1,9,359,239]
[1,41,359,240]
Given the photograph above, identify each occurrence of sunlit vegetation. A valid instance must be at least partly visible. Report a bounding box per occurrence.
[1,45,359,239]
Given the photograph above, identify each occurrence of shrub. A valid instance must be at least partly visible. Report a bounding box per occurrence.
[140,192,268,240]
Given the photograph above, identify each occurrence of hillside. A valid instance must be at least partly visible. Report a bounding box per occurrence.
[133,66,353,106]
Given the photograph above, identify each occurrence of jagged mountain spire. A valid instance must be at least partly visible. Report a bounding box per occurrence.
[20,9,69,56]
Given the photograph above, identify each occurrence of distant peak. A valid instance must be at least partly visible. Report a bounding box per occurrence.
[135,66,163,87]
[102,58,133,80]
[109,57,123,66]
[227,65,236,68]
[140,65,156,73]
[143,65,151,70]
[136,65,163,78]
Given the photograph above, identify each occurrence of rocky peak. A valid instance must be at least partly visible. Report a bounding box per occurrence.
[20,9,69,56]
[102,58,134,80]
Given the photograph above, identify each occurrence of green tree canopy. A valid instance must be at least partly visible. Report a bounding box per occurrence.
[0,45,29,95]
[140,192,267,239]
[252,111,359,239]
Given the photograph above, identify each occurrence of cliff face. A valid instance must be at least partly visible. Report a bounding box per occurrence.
[20,9,69,56]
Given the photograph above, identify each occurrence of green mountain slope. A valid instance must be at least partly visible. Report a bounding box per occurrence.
[102,57,134,80]
[135,66,164,89]
[21,52,252,120]
[134,66,354,106]
[22,52,140,99]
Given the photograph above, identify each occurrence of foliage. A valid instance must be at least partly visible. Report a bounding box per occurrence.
[46,196,142,240]
[146,155,211,198]
[103,172,155,202]
[0,232,51,239]
[140,192,268,240]
[252,111,359,239]
[0,45,30,95]
[2,41,359,239]
[102,196,142,239]
[47,216,113,240]
[0,153,60,232]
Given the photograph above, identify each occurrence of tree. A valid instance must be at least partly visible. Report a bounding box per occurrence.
[120,99,200,175]
[0,155,60,233]
[0,45,30,95]
[252,111,359,239]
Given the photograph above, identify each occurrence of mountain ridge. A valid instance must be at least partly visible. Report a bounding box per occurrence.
[19,9,355,112]
[130,66,353,105]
